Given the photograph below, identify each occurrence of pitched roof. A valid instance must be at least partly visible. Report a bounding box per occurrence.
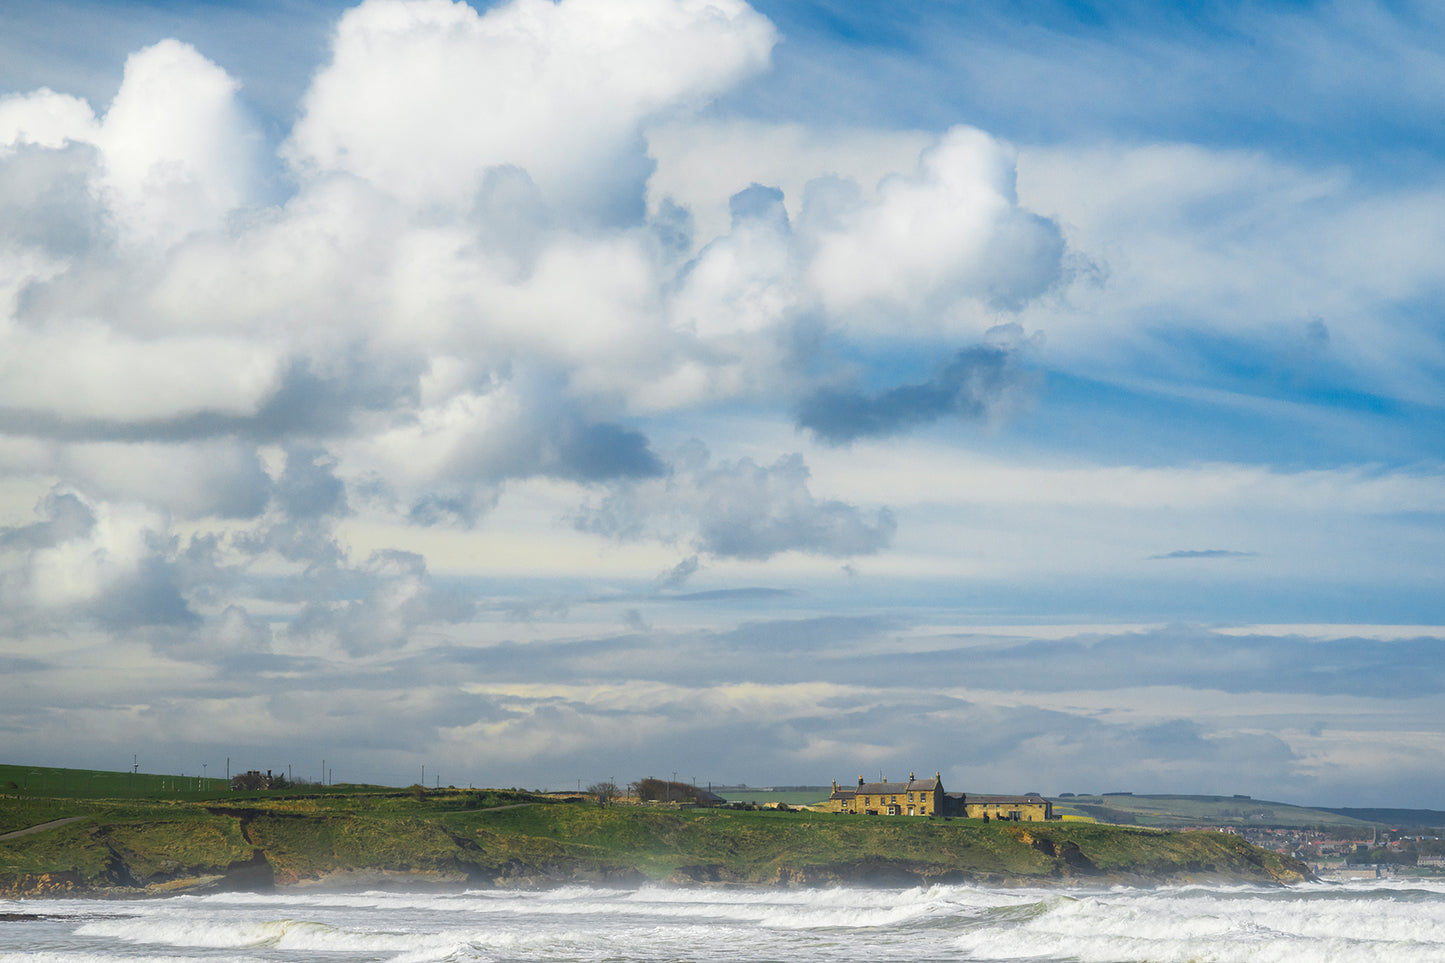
[853,777,940,795]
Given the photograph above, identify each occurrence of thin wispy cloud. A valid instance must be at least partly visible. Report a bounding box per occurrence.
[1149,549,1258,560]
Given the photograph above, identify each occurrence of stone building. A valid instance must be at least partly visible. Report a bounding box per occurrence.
[828,772,944,816]
[230,769,272,791]
[949,792,1053,822]
[827,771,1055,821]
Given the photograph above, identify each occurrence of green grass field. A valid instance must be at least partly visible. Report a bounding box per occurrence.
[1052,794,1385,829]
[0,763,227,798]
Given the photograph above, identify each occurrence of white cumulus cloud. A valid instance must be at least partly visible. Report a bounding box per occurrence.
[94,39,261,248]
[286,0,777,217]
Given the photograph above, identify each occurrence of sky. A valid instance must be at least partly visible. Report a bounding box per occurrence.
[1,0,1443,808]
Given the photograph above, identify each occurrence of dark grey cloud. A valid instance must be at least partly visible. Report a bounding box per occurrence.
[575,447,895,560]
[552,421,665,483]
[694,455,896,558]
[0,490,94,549]
[1150,549,1257,560]
[650,196,694,258]
[401,379,665,527]
[0,654,51,674]
[287,549,476,656]
[671,587,794,602]
[274,446,348,520]
[978,208,1067,310]
[407,492,498,527]
[654,555,700,591]
[0,353,422,445]
[89,548,198,631]
[0,143,106,258]
[797,331,1037,444]
[229,448,350,572]
[713,614,901,654]
[728,182,789,230]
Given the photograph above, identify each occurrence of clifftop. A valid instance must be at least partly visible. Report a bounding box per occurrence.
[0,789,1311,897]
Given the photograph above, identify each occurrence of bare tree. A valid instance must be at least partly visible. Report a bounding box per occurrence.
[587,780,620,807]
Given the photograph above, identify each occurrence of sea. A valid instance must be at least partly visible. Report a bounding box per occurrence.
[3,878,1444,963]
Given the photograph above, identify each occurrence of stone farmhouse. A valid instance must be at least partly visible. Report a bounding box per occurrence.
[826,772,1055,822]
[830,772,946,816]
[230,769,273,791]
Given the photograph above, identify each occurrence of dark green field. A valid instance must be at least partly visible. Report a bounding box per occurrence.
[0,763,229,800]
[1,764,1313,896]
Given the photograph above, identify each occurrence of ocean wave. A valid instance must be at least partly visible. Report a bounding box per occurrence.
[952,883,1445,963]
[10,881,1445,963]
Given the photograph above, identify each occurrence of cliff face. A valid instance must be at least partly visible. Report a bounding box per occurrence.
[0,796,1313,898]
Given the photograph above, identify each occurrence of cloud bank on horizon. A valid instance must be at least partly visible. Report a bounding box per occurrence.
[1,0,1443,807]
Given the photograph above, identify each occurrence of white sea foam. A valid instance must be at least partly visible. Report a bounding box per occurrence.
[6,880,1444,963]
[0,956,267,963]
[953,881,1445,963]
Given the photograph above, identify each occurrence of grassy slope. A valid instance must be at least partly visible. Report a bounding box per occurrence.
[0,763,230,799]
[455,804,1308,884]
[2,786,1311,895]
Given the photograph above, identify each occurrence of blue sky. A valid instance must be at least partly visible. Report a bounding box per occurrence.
[1,0,1443,807]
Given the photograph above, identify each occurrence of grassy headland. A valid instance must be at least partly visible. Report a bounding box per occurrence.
[1,768,1312,897]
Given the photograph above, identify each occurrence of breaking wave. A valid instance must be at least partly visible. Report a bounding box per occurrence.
[5,878,1444,962]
